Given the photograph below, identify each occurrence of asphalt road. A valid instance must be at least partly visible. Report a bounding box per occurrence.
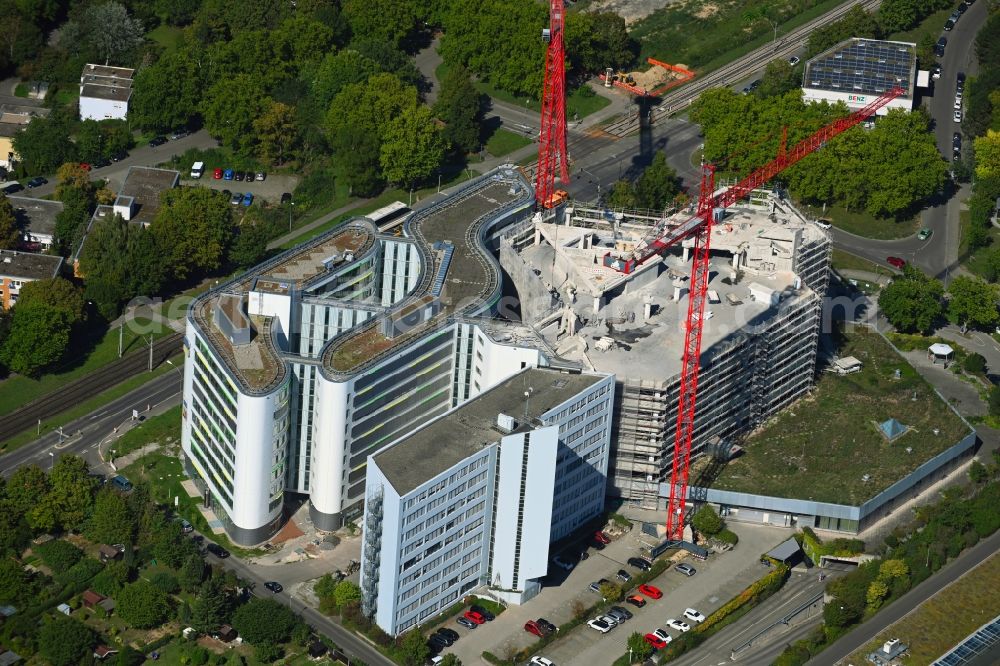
[811,529,1000,665]
[0,370,181,477]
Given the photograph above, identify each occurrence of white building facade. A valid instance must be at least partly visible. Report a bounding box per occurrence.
[360,367,614,636]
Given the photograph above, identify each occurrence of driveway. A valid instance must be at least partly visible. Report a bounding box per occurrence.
[445,521,792,665]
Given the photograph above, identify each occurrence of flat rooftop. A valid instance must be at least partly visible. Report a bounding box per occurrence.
[0,249,63,280]
[82,64,135,79]
[372,367,606,495]
[193,221,378,393]
[804,38,915,99]
[711,328,971,506]
[118,167,179,226]
[0,104,49,137]
[7,196,62,238]
[80,83,132,102]
[323,176,527,374]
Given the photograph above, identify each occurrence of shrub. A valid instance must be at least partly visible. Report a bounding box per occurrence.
[56,557,104,586]
[963,353,987,374]
[150,571,180,594]
[716,529,739,545]
[35,540,83,573]
[691,504,724,535]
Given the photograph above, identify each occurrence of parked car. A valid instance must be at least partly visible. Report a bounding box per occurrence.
[223,169,234,180]
[607,606,632,622]
[263,581,283,593]
[26,177,47,188]
[957,1,967,13]
[644,633,668,650]
[177,518,193,533]
[79,162,92,171]
[953,133,962,152]
[683,608,706,623]
[281,192,292,204]
[666,618,691,632]
[524,620,544,637]
[111,150,127,162]
[594,530,611,544]
[917,227,933,241]
[430,630,453,646]
[931,64,942,79]
[616,569,632,583]
[625,594,646,608]
[149,136,167,147]
[230,192,244,205]
[953,109,963,123]
[469,605,494,621]
[957,71,966,89]
[255,171,266,181]
[234,171,245,182]
[94,157,111,168]
[1,182,23,194]
[241,192,254,207]
[551,554,574,571]
[935,36,947,57]
[456,617,477,630]
[638,584,662,599]
[428,634,449,651]
[674,563,697,576]
[589,578,611,593]
[590,538,605,550]
[214,168,223,179]
[944,18,955,31]
[528,658,554,666]
[749,79,762,90]
[205,543,230,558]
[437,628,459,643]
[170,128,190,140]
[788,56,800,66]
[627,557,652,571]
[536,618,557,635]
[463,610,486,625]
[587,618,612,634]
[110,475,133,492]
[651,628,672,644]
[597,614,619,628]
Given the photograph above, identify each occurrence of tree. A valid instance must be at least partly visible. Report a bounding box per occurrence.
[80,214,165,319]
[380,105,446,186]
[1,300,73,376]
[254,642,283,663]
[0,194,20,249]
[254,101,298,165]
[975,130,1000,182]
[16,278,85,325]
[231,598,297,645]
[81,2,145,64]
[178,552,206,592]
[758,59,799,98]
[56,162,92,195]
[150,571,180,594]
[131,49,202,132]
[627,631,655,661]
[90,560,130,596]
[963,353,987,375]
[31,455,96,532]
[635,152,680,210]
[692,504,724,535]
[0,557,33,605]
[0,499,31,557]
[312,50,380,109]
[228,217,272,269]
[330,127,384,197]
[948,276,999,329]
[5,465,49,517]
[334,580,362,609]
[117,580,171,629]
[342,0,418,50]
[191,576,230,633]
[439,655,462,666]
[599,581,623,602]
[607,179,638,209]
[86,488,134,545]
[435,64,482,154]
[34,539,83,572]
[11,114,75,175]
[398,629,430,666]
[151,187,233,281]
[865,578,889,611]
[203,76,269,156]
[39,616,97,666]
[878,266,943,333]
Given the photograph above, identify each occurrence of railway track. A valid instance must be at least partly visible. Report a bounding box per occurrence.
[603,0,883,137]
[0,332,183,443]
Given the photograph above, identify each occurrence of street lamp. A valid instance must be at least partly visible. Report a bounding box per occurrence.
[288,201,295,232]
[765,17,778,51]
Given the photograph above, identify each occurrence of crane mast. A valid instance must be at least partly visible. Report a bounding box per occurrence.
[535,0,569,208]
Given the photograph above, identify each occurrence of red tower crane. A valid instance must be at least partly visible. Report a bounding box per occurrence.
[535,0,569,209]
[601,87,905,540]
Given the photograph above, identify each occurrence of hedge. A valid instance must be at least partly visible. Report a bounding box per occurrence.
[800,527,863,564]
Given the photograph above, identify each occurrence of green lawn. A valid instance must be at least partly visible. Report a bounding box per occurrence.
[886,7,955,45]
[831,249,893,278]
[959,210,1000,280]
[13,83,28,98]
[147,24,184,54]
[52,86,79,106]
[485,128,533,158]
[712,327,971,506]
[796,201,921,240]
[108,405,181,458]
[846,553,1000,665]
[0,317,174,418]
[630,0,845,74]
[120,452,266,558]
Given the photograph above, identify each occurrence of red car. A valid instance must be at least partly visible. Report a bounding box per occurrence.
[524,620,544,637]
[887,256,906,269]
[625,594,647,608]
[638,584,662,599]
[464,610,486,625]
[594,530,611,544]
[79,162,92,171]
[213,168,223,179]
[644,633,668,650]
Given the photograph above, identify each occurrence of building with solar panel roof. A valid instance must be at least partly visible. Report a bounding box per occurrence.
[802,38,925,115]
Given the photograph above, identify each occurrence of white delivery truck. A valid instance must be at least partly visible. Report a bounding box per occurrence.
[190,161,204,179]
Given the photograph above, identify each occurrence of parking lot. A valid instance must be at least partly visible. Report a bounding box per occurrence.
[178,171,299,205]
[443,521,793,665]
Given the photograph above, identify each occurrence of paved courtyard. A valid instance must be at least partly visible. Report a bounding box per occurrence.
[444,520,793,665]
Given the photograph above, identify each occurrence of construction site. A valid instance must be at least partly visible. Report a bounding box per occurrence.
[500,192,832,509]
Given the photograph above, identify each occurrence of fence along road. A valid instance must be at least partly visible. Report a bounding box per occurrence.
[603,0,884,137]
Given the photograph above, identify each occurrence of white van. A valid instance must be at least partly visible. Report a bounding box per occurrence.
[190,161,204,179]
